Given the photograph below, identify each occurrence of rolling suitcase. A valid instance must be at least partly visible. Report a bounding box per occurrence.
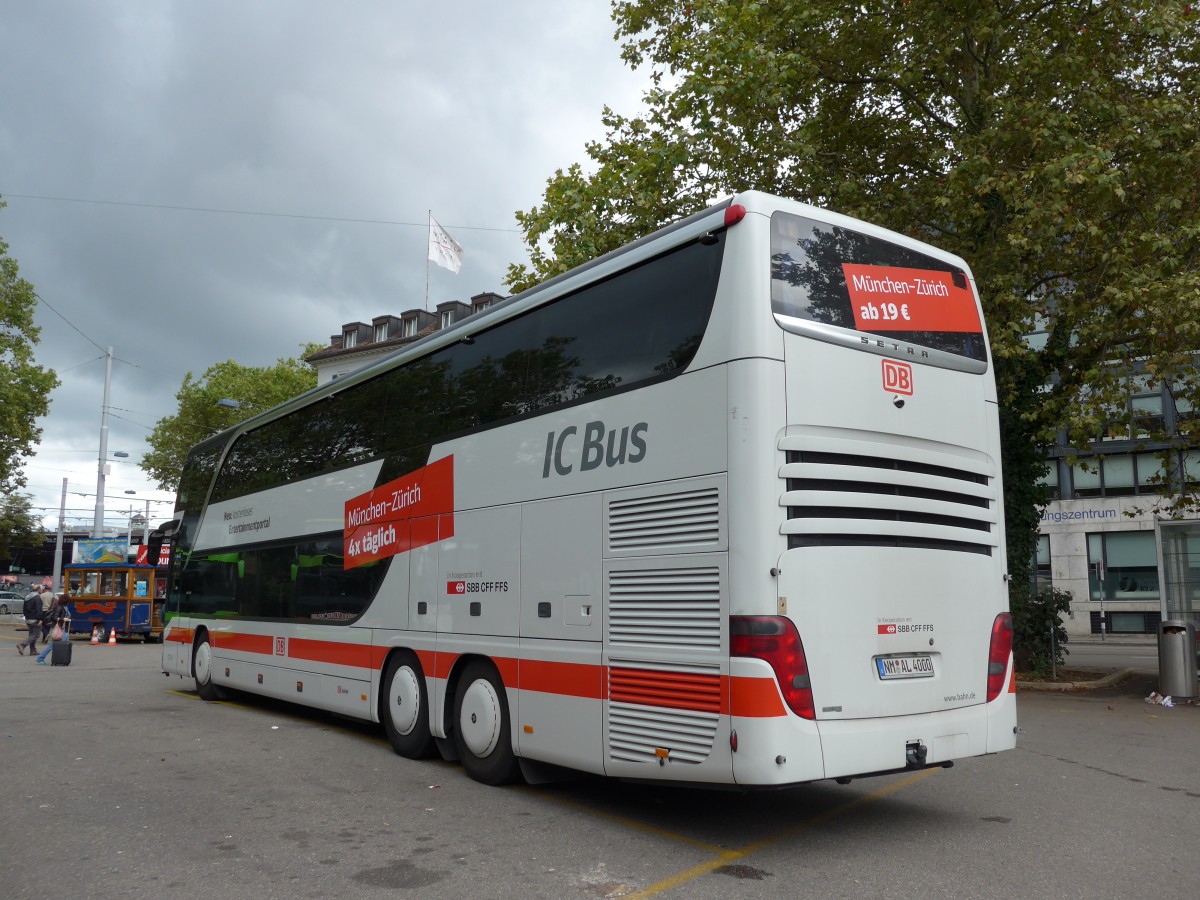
[51,639,72,667]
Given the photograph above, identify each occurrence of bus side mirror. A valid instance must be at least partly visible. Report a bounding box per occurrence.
[147,519,182,564]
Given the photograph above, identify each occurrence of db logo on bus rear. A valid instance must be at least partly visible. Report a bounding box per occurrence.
[882,359,913,396]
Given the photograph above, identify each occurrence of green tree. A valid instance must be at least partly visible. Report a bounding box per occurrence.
[1,198,60,492]
[508,1,1200,583]
[0,490,41,564]
[141,345,320,491]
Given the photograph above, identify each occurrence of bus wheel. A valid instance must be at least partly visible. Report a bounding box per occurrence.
[193,633,223,701]
[452,660,519,786]
[381,651,436,759]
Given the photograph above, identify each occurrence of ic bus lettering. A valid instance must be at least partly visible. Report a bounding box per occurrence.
[542,420,649,478]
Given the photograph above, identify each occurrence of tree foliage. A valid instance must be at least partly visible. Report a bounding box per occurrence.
[141,345,320,492]
[1010,584,1072,676]
[0,198,60,493]
[507,1,1200,582]
[0,490,41,563]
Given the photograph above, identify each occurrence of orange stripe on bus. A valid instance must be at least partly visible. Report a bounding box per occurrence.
[172,629,791,718]
[610,667,722,713]
[727,675,788,718]
[520,659,604,699]
[212,632,274,654]
[493,655,519,687]
[287,638,377,669]
[415,651,458,680]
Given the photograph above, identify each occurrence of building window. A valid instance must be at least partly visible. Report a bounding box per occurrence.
[1037,463,1060,501]
[1173,382,1197,433]
[440,311,453,329]
[1034,535,1052,591]
[1071,453,1168,497]
[1100,373,1164,441]
[1071,461,1101,497]
[1087,531,1159,602]
[1131,384,1165,437]
[403,318,417,338]
[374,323,388,342]
[1183,450,1200,488]
[1137,452,1167,492]
[1101,455,1135,496]
[343,331,357,349]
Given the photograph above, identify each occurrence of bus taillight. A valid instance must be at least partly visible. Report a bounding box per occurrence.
[724,204,746,227]
[986,613,1013,702]
[731,615,814,720]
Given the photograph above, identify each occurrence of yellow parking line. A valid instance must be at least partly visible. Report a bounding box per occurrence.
[163,682,938,890]
[626,768,939,899]
[165,688,254,710]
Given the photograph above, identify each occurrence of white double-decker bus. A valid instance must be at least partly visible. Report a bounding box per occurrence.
[156,191,1016,787]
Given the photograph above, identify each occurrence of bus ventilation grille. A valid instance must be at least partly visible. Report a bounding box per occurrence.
[608,662,721,764]
[607,487,721,552]
[607,567,722,649]
[779,447,997,555]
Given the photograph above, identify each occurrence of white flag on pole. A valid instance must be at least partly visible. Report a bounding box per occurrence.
[428,213,464,274]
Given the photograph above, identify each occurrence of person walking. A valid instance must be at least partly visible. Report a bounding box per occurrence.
[37,593,71,665]
[39,585,58,643]
[16,587,44,656]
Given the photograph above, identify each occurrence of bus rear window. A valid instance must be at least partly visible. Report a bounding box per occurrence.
[770,212,987,362]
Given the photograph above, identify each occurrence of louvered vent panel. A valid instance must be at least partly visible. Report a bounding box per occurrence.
[609,665,722,714]
[607,664,721,767]
[608,487,720,552]
[608,705,719,764]
[779,447,998,555]
[607,567,722,648]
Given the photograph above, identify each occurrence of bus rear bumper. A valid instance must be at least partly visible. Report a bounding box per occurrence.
[732,696,1016,787]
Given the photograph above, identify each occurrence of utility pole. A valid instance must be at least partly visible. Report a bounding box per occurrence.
[52,478,67,592]
[93,346,113,538]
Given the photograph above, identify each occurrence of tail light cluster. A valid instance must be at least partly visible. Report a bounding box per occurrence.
[986,612,1013,702]
[731,615,814,719]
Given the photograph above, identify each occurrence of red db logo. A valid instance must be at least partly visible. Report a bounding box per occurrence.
[882,360,913,396]
[878,624,897,635]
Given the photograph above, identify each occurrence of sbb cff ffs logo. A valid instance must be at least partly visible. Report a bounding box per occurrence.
[882,359,913,396]
[878,624,897,635]
[448,581,466,594]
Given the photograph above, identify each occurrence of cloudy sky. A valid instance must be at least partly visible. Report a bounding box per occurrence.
[2,1,647,532]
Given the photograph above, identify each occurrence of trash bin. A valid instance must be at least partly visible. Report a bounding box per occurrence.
[1158,619,1198,699]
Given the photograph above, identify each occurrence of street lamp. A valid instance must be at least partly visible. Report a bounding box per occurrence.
[93,448,129,539]
[122,494,175,556]
[217,398,241,409]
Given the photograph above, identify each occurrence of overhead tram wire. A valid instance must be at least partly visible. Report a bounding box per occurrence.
[32,290,108,355]
[33,290,140,371]
[19,193,518,386]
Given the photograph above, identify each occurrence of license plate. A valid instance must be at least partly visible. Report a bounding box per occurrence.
[876,654,935,680]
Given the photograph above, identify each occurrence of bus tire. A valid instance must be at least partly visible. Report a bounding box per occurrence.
[381,651,436,760]
[452,660,519,786]
[193,633,223,702]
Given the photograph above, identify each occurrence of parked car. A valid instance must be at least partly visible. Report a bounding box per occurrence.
[0,590,26,615]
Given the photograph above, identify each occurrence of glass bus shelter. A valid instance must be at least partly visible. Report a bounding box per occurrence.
[1157,519,1200,630]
